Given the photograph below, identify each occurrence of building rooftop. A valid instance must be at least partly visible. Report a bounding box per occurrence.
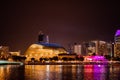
[36,42,64,48]
[115,29,120,36]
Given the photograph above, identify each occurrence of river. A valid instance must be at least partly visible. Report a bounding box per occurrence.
[0,64,120,80]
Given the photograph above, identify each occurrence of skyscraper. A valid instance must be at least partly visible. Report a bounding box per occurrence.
[73,43,82,55]
[38,31,49,43]
[38,31,45,42]
[114,29,120,57]
[82,40,111,56]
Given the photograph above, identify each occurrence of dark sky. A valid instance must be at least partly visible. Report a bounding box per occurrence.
[0,1,120,53]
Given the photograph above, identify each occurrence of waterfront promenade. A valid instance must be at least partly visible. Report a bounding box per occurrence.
[25,61,120,65]
[0,60,23,65]
[0,60,120,65]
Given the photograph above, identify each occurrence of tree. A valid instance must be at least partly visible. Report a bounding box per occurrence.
[52,56,58,61]
[79,57,84,61]
[49,58,53,61]
[62,57,68,61]
[43,57,49,61]
[76,56,84,61]
[104,55,111,61]
[31,58,35,62]
[12,55,19,61]
[92,53,96,56]
[112,57,120,61]
[39,57,44,61]
[68,58,75,61]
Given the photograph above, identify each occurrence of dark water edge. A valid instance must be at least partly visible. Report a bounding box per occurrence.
[25,61,120,65]
[0,64,120,80]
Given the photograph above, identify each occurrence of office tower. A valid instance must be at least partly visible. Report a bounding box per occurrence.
[73,43,82,55]
[86,42,96,55]
[114,29,120,57]
[38,31,45,42]
[38,31,49,43]
[92,40,107,56]
[83,40,111,56]
[107,43,113,57]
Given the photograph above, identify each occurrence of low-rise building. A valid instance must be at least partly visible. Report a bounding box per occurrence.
[24,42,67,61]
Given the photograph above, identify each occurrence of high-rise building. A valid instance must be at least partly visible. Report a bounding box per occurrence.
[114,29,120,57]
[82,40,112,56]
[92,40,107,55]
[114,29,120,43]
[0,46,10,59]
[107,43,113,57]
[86,41,96,55]
[73,43,82,55]
[38,31,49,43]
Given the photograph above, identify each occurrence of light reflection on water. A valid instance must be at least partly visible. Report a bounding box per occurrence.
[0,64,120,80]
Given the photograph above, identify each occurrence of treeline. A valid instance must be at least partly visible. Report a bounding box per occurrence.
[104,55,120,61]
[30,56,84,62]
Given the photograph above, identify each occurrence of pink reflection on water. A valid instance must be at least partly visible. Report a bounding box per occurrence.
[84,65,107,80]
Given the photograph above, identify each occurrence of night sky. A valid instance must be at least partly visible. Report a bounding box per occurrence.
[1,1,120,53]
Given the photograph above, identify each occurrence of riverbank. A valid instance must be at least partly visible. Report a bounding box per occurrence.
[1,60,119,65]
[0,60,23,65]
[24,61,120,65]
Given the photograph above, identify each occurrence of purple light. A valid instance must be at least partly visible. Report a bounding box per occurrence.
[93,65,106,80]
[115,29,120,36]
[84,65,107,80]
[85,56,107,61]
[93,56,105,61]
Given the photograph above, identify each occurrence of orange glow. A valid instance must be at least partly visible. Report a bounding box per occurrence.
[24,44,67,61]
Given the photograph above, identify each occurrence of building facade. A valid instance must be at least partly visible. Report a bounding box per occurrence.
[0,46,10,59]
[81,40,112,56]
[25,32,67,61]
[114,29,120,57]
[73,43,82,55]
[25,43,67,61]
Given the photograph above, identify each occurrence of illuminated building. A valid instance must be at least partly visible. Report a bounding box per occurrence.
[107,43,113,57]
[9,51,20,56]
[73,43,82,55]
[25,43,66,61]
[92,40,108,55]
[58,53,76,60]
[114,29,120,57]
[83,42,96,56]
[24,32,67,61]
[38,31,49,43]
[82,40,112,56]
[0,46,10,59]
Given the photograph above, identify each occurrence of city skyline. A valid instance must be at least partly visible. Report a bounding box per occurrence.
[0,1,120,53]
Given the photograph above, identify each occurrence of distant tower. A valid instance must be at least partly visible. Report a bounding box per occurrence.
[38,31,45,42]
[38,31,49,43]
[114,29,120,57]
[46,35,49,43]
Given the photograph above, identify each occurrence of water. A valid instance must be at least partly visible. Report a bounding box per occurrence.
[0,64,120,80]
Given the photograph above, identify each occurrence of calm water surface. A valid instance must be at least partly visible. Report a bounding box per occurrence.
[0,64,120,80]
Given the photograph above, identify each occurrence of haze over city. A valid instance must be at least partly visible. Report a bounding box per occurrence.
[0,1,120,53]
